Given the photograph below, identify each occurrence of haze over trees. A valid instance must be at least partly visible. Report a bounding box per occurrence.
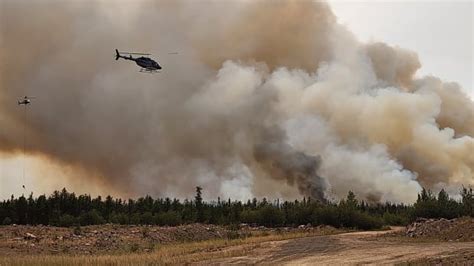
[0,187,472,230]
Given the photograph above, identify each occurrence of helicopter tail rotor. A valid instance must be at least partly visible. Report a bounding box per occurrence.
[115,49,120,60]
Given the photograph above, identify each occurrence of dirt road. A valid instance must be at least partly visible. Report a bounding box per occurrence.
[202,228,474,265]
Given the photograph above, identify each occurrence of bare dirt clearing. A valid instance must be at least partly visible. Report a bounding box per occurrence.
[0,219,472,265]
[202,226,474,265]
[0,223,340,256]
[0,225,343,265]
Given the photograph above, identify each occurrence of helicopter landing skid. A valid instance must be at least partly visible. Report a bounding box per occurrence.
[139,68,160,74]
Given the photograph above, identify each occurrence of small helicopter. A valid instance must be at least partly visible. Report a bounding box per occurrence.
[18,96,35,105]
[115,49,163,73]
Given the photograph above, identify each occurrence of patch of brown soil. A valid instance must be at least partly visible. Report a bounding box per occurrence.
[201,227,474,265]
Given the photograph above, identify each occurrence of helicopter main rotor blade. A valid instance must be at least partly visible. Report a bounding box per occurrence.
[120,52,151,55]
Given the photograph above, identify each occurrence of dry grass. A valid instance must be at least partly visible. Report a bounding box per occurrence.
[0,228,342,265]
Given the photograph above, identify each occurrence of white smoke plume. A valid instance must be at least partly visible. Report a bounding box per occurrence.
[0,0,473,203]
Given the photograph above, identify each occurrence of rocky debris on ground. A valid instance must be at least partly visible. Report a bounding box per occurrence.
[0,224,228,256]
[0,223,336,256]
[24,233,37,240]
[405,217,474,241]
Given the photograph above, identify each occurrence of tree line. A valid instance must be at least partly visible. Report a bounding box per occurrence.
[0,186,472,230]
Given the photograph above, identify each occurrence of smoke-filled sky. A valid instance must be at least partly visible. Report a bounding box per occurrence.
[1,0,473,203]
[329,0,473,99]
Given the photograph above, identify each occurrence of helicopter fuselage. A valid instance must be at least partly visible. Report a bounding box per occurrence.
[18,99,31,105]
[135,57,161,70]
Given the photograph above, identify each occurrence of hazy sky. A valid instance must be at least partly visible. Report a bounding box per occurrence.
[329,0,473,98]
[1,1,472,200]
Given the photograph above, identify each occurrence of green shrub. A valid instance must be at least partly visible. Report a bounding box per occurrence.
[140,212,154,225]
[109,212,128,225]
[383,212,408,226]
[313,207,339,228]
[353,212,383,230]
[2,217,12,225]
[59,214,77,227]
[154,211,182,226]
[79,209,105,225]
[240,210,260,225]
[129,213,141,225]
[258,206,285,227]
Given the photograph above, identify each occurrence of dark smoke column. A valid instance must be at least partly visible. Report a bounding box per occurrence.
[253,130,328,202]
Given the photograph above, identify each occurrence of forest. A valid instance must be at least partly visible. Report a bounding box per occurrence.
[1,187,472,230]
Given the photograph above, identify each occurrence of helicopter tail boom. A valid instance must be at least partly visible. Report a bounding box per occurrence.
[115,49,136,61]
